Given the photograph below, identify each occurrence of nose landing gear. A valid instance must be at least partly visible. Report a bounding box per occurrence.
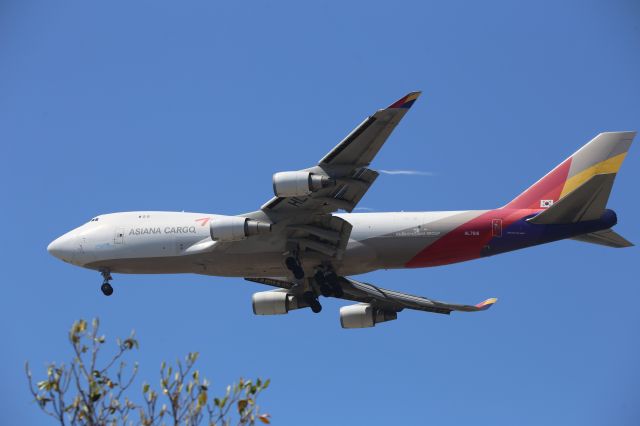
[100,270,113,296]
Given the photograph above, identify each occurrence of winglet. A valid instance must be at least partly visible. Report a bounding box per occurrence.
[475,298,498,310]
[387,91,422,109]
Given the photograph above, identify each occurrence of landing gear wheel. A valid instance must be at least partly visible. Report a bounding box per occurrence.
[310,300,322,313]
[285,256,305,279]
[319,283,332,297]
[302,291,322,313]
[101,282,113,296]
[292,267,304,280]
[332,285,344,298]
[285,257,297,270]
[325,271,338,287]
[321,271,344,297]
[100,270,113,296]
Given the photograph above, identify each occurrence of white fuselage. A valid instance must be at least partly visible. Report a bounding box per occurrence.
[47,210,486,278]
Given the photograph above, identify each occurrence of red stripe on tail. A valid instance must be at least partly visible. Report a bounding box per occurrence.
[504,158,572,209]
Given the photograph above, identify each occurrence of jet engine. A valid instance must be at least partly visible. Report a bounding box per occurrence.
[339,304,397,329]
[209,216,271,242]
[272,171,335,197]
[252,290,303,315]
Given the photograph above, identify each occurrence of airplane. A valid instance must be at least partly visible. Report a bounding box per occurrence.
[47,92,635,328]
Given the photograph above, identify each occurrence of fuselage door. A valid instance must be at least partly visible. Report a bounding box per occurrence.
[114,227,125,245]
[491,219,502,237]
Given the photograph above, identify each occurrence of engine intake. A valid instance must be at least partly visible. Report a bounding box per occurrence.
[209,216,271,242]
[252,290,303,315]
[339,304,397,329]
[272,171,335,197]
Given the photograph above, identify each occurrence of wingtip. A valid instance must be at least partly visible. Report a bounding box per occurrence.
[597,130,637,140]
[387,91,422,109]
[475,297,498,310]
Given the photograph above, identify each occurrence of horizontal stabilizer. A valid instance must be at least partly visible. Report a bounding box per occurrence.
[528,173,615,224]
[571,228,633,248]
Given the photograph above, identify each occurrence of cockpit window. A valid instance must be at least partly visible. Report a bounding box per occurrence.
[89,217,100,222]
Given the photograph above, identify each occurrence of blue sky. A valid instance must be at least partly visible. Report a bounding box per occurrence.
[2,1,639,424]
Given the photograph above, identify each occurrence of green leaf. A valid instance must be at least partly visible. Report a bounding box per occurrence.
[197,391,207,407]
[142,383,149,393]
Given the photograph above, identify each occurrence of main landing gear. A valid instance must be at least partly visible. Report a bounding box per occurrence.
[284,256,305,280]
[303,291,322,313]
[285,256,322,312]
[100,270,113,296]
[283,252,344,314]
[314,270,344,298]
[300,269,344,314]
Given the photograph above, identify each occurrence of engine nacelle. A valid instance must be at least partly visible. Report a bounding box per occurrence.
[272,171,334,197]
[252,290,302,315]
[339,304,397,329]
[209,216,271,242]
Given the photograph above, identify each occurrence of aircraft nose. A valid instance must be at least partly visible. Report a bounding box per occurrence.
[47,233,78,262]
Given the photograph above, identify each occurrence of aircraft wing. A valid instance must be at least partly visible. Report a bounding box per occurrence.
[245,276,497,315]
[338,277,497,315]
[260,92,422,217]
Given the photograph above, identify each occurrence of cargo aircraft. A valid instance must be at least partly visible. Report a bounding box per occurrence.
[48,92,634,328]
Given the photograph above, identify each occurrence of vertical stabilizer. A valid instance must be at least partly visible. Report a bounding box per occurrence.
[505,132,635,210]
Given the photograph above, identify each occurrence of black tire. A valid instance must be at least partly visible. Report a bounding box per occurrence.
[285,257,298,270]
[333,286,344,298]
[293,267,305,279]
[319,283,332,297]
[310,300,322,313]
[324,271,339,287]
[101,282,113,296]
[314,270,326,284]
[302,291,315,303]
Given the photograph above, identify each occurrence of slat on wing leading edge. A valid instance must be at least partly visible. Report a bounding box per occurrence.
[319,91,421,167]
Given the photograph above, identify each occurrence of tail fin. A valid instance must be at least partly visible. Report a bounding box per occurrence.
[505,131,635,211]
